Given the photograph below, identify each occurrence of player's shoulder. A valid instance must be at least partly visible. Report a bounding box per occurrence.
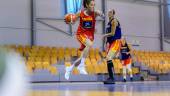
[113,18,118,22]
[111,18,118,25]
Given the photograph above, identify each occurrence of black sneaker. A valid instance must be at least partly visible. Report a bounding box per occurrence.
[106,77,114,81]
[123,79,126,82]
[130,77,133,81]
[104,78,115,84]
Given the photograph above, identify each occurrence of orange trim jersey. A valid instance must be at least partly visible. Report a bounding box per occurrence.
[76,10,96,40]
[107,39,121,54]
[76,10,96,51]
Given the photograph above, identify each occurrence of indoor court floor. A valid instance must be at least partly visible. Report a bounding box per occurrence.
[28,81,170,96]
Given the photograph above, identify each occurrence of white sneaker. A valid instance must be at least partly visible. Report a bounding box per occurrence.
[77,65,88,75]
[65,66,72,80]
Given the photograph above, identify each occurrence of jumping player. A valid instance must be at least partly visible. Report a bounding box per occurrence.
[65,0,104,80]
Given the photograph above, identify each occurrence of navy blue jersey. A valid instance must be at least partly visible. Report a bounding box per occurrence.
[106,18,122,44]
[121,42,131,60]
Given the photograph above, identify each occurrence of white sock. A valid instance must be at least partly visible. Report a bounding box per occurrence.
[130,71,133,78]
[129,69,133,78]
[123,75,127,79]
[79,58,85,67]
[127,64,133,78]
[123,66,127,79]
[130,74,133,78]
[67,64,74,72]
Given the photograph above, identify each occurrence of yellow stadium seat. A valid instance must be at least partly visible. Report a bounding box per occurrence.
[32,45,39,50]
[91,58,97,65]
[26,61,35,68]
[34,61,42,69]
[35,57,42,62]
[37,51,45,57]
[98,63,105,74]
[51,53,57,58]
[72,68,79,75]
[49,66,58,75]
[51,57,57,64]
[26,65,33,74]
[71,48,77,57]
[132,67,140,74]
[94,65,101,74]
[89,54,95,59]
[85,60,91,66]
[95,53,101,61]
[115,68,121,74]
[42,56,50,62]
[28,57,35,62]
[86,65,94,74]
[64,55,71,62]
[65,62,71,67]
[58,55,64,61]
[42,61,50,69]
[77,50,81,57]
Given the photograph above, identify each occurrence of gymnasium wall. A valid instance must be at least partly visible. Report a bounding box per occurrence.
[0,0,161,51]
[36,0,160,51]
[0,0,30,45]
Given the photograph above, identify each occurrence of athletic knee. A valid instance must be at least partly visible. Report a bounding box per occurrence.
[86,39,93,47]
[127,64,132,71]
[106,53,112,60]
[106,51,117,60]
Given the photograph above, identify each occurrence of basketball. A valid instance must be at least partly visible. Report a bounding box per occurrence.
[65,13,76,24]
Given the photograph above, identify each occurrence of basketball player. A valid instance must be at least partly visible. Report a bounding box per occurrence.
[120,37,133,82]
[103,9,122,84]
[65,0,104,80]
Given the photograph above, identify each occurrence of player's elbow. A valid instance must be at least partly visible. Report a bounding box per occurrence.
[111,32,115,36]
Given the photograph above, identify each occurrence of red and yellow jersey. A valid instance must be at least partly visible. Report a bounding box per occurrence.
[76,10,96,39]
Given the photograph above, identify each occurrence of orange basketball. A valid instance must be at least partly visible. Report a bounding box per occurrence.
[65,13,76,24]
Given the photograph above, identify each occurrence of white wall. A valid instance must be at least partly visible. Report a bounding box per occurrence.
[35,0,160,51]
[107,0,160,51]
[0,0,30,45]
[0,0,161,51]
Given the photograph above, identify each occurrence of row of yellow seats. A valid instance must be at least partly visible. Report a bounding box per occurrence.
[4,45,170,56]
[26,62,58,75]
[133,51,170,56]
[4,45,103,59]
[140,59,170,74]
[136,54,170,59]
[27,57,58,65]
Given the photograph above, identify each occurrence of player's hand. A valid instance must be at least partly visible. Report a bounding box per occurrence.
[64,13,76,24]
[64,19,74,25]
[95,10,105,18]
[103,35,107,39]
[64,18,69,24]
[102,35,106,43]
